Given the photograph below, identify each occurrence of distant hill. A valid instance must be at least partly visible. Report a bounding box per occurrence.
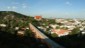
[0,11,35,23]
[0,11,32,19]
[0,11,42,28]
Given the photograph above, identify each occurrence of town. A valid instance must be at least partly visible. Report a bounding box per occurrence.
[0,11,85,48]
[34,16,85,37]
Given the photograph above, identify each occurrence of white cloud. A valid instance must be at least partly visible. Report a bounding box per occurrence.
[22,5,27,8]
[22,4,28,8]
[7,6,17,10]
[12,6,17,9]
[22,4,25,6]
[7,6,11,9]
[66,1,72,6]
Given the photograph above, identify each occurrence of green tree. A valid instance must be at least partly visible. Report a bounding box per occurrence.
[51,33,58,38]
[56,26,60,29]
[25,29,35,37]
[61,27,68,30]
[69,27,80,35]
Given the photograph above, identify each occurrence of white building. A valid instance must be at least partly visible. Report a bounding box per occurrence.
[50,24,59,29]
[0,24,6,27]
[15,27,19,30]
[17,30,25,36]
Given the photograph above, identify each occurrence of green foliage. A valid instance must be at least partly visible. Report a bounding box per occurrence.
[25,29,35,37]
[48,19,56,24]
[51,33,58,38]
[69,27,80,35]
[61,27,68,30]
[0,11,31,34]
[46,26,52,31]
[56,23,63,25]
[56,26,60,29]
[32,20,41,26]
[45,31,50,35]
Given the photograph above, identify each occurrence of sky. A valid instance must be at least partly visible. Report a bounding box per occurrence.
[0,0,85,18]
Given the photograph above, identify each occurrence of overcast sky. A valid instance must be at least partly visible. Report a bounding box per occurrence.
[0,0,85,18]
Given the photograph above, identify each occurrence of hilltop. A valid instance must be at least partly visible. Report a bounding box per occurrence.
[0,11,34,20]
[0,11,37,26]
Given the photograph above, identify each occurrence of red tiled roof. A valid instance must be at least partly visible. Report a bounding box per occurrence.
[35,16,42,19]
[57,29,69,34]
[52,29,70,34]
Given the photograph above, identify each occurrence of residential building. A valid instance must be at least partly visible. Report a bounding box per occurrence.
[0,24,6,27]
[50,24,58,29]
[15,27,19,30]
[51,29,71,37]
[34,16,42,21]
[17,30,25,36]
